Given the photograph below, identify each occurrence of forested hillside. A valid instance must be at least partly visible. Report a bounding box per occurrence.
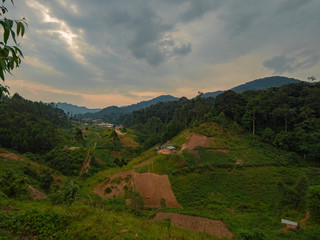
[0,94,70,153]
[124,82,320,161]
[1,82,320,239]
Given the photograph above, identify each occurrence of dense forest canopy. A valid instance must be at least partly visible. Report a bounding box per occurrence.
[0,93,70,153]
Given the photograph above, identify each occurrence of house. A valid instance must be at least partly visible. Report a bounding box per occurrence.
[166,146,176,151]
[156,145,177,154]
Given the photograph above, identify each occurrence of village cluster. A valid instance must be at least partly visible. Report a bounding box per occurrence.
[79,118,123,131]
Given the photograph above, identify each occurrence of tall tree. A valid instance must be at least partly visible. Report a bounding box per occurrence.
[272,104,295,133]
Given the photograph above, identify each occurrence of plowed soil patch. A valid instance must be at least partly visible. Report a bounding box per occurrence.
[94,171,181,209]
[133,172,182,208]
[153,212,233,239]
[0,151,23,161]
[181,134,210,151]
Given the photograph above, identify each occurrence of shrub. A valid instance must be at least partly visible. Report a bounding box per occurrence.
[307,185,320,220]
[51,182,79,206]
[239,230,266,240]
[105,187,112,194]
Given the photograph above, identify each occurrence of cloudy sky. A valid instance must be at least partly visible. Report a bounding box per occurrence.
[4,0,320,108]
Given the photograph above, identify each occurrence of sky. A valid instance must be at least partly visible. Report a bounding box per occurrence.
[3,0,320,108]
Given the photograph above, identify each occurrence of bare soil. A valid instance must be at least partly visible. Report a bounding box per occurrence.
[158,148,175,155]
[0,151,23,161]
[181,133,210,151]
[133,172,182,208]
[153,212,233,239]
[80,142,97,176]
[68,147,80,150]
[28,185,47,200]
[299,211,310,226]
[115,129,124,136]
[94,171,181,209]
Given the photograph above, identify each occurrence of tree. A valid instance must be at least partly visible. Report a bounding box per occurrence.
[0,0,27,96]
[75,128,83,142]
[245,96,262,135]
[272,105,295,133]
[307,76,316,82]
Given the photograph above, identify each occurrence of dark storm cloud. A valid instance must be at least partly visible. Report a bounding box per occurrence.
[6,0,320,106]
[180,0,223,22]
[263,52,320,74]
[173,43,192,56]
[263,55,296,74]
[277,0,313,13]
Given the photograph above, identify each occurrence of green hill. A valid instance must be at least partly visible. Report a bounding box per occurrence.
[1,83,320,239]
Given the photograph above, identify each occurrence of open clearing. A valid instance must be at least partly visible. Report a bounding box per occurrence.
[94,171,181,208]
[0,151,23,161]
[158,148,174,155]
[181,133,210,151]
[134,172,182,208]
[94,170,135,199]
[153,212,233,239]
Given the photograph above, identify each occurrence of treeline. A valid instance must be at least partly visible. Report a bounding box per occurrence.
[0,93,70,153]
[123,82,320,160]
[123,96,215,149]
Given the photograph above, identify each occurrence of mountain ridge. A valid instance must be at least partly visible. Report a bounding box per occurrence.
[56,76,303,120]
[202,76,302,98]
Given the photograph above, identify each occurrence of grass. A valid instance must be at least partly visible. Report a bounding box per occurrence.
[0,200,220,240]
[129,123,318,239]
[1,122,319,239]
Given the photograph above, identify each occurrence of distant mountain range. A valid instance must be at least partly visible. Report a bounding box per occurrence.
[77,95,179,123]
[55,76,302,122]
[54,102,102,115]
[202,76,302,98]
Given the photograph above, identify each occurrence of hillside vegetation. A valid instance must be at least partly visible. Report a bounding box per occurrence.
[0,82,320,239]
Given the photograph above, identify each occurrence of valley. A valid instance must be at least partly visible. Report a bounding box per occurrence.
[1,80,320,239]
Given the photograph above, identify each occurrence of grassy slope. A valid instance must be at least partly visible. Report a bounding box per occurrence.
[0,200,219,240]
[0,149,218,240]
[134,122,320,239]
[1,122,320,239]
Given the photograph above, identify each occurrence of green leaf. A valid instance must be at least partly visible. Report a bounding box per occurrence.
[20,22,25,37]
[10,29,17,44]
[0,69,4,80]
[3,29,9,44]
[16,21,20,36]
[0,58,6,69]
